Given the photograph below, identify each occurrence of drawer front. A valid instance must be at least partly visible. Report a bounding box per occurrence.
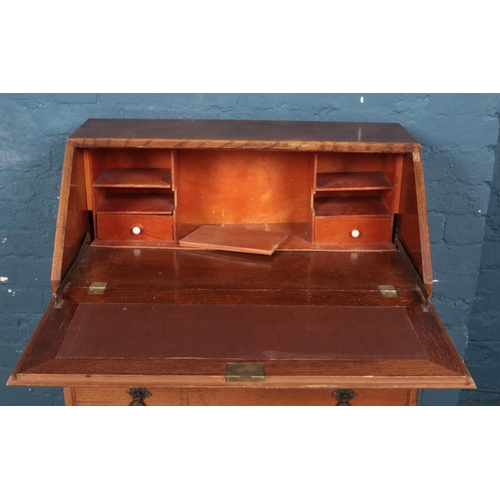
[314,216,392,244]
[96,214,173,241]
[66,387,414,406]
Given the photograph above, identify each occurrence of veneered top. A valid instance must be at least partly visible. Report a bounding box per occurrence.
[69,119,419,152]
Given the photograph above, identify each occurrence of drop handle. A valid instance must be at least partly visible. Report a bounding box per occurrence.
[332,389,358,406]
[127,388,152,406]
[132,226,142,235]
[351,229,360,238]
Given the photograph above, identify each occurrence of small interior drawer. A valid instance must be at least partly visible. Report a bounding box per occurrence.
[96,214,173,241]
[314,216,392,244]
[66,387,413,406]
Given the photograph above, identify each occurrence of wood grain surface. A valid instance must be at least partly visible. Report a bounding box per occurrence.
[179,225,288,255]
[66,386,411,406]
[61,246,421,293]
[314,217,392,244]
[96,193,174,214]
[316,172,393,191]
[11,120,473,404]
[51,145,89,290]
[396,151,433,292]
[96,214,173,241]
[176,150,313,225]
[68,119,419,152]
[94,168,172,189]
[314,196,392,217]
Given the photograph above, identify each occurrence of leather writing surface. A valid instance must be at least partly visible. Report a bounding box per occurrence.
[57,304,426,361]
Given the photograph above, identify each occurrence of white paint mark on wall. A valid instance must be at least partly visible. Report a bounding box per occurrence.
[0,276,8,282]
[360,96,364,103]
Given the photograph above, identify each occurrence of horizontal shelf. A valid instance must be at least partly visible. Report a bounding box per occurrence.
[94,168,172,188]
[96,193,174,214]
[314,196,391,217]
[316,172,393,191]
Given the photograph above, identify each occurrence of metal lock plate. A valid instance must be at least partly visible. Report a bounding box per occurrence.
[226,363,265,382]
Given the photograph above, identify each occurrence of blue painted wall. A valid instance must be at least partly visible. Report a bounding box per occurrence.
[460,125,500,403]
[1,93,499,405]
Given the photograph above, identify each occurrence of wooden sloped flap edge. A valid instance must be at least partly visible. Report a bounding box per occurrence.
[8,298,475,390]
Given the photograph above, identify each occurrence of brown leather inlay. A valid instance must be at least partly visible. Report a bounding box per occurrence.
[57,304,426,361]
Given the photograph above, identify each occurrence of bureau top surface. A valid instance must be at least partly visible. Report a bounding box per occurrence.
[68,119,419,151]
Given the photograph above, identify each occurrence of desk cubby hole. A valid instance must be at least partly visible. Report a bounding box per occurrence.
[314,152,403,213]
[84,148,175,243]
[311,153,403,244]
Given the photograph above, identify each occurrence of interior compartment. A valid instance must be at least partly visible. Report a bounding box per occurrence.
[85,148,175,243]
[84,148,406,249]
[311,152,403,244]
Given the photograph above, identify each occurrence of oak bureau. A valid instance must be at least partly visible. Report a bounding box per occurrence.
[8,119,475,405]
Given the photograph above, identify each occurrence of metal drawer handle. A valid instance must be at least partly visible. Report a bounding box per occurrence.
[126,387,152,406]
[332,389,358,406]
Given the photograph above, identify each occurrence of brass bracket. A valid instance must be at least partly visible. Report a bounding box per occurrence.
[53,297,65,309]
[378,285,398,298]
[226,363,265,382]
[88,282,107,295]
[53,232,91,308]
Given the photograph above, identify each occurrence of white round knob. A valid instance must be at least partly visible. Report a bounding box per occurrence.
[351,229,360,238]
[132,226,141,235]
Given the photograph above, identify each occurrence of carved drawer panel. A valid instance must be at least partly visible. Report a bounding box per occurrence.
[65,387,415,406]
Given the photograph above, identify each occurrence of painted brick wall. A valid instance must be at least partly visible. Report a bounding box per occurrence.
[1,93,499,405]
[460,130,500,403]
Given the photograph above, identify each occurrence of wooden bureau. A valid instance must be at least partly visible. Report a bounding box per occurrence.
[8,119,474,405]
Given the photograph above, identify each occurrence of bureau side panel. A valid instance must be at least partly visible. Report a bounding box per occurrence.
[51,145,89,291]
[396,150,433,294]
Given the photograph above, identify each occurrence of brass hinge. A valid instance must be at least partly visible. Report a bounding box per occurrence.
[378,285,398,298]
[53,233,91,308]
[53,297,65,309]
[226,363,265,382]
[88,282,108,295]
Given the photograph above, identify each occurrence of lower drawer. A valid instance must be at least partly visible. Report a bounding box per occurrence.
[65,387,416,406]
[314,216,392,244]
[96,214,173,241]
